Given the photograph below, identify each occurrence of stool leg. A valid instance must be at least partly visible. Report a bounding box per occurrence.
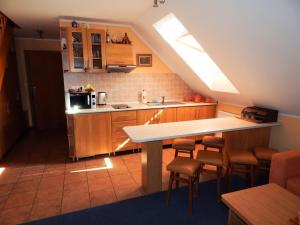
[227,164,232,191]
[190,151,194,159]
[188,176,193,213]
[217,166,221,201]
[174,150,178,158]
[250,165,256,187]
[175,173,180,191]
[195,170,200,197]
[166,172,174,205]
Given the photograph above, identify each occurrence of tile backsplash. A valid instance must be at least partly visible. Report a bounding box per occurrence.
[64,72,193,103]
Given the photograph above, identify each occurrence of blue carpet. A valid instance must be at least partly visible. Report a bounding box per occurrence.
[24,175,268,225]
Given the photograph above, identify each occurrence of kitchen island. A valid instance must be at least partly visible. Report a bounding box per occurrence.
[123,117,280,194]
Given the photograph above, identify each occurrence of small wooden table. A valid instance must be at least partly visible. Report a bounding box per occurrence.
[222,183,300,225]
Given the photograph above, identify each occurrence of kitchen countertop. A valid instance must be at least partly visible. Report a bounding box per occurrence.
[65,101,217,115]
[123,117,280,143]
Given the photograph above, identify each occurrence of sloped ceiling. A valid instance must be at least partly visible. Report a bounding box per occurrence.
[1,0,300,115]
[133,0,300,115]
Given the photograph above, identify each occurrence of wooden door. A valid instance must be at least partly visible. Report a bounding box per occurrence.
[67,28,88,72]
[137,109,159,125]
[74,113,112,157]
[86,29,106,72]
[25,51,66,130]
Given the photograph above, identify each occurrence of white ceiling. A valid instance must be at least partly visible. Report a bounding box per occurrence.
[2,0,300,115]
[0,0,152,38]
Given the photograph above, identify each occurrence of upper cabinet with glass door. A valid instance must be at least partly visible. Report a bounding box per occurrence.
[66,28,106,72]
[67,28,88,72]
[87,29,106,72]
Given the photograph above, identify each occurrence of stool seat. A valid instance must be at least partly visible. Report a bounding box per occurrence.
[254,147,279,160]
[167,157,201,176]
[228,149,258,165]
[202,136,224,149]
[172,139,195,151]
[196,150,223,166]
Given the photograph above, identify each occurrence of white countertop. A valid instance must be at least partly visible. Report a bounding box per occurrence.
[65,101,217,115]
[123,117,280,143]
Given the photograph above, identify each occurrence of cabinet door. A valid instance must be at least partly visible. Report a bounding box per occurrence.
[67,28,88,72]
[74,113,112,158]
[176,107,197,121]
[158,108,177,145]
[158,108,177,123]
[195,105,216,119]
[87,29,106,72]
[137,109,159,125]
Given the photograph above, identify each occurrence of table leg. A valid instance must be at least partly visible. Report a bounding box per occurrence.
[228,209,247,225]
[141,141,162,194]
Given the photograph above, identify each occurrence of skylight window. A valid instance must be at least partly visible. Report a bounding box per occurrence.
[153,13,239,94]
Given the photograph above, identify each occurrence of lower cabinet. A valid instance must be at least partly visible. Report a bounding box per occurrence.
[66,105,217,159]
[111,111,137,153]
[67,113,112,159]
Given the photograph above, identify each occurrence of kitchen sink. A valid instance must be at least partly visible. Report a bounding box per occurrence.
[146,101,185,106]
[111,104,131,109]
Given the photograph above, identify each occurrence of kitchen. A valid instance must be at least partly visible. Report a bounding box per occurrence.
[0,1,300,224]
[61,19,218,160]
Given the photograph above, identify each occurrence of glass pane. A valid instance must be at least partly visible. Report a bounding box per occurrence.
[91,33,101,44]
[72,32,82,43]
[92,45,101,58]
[74,58,84,69]
[93,59,102,69]
[73,44,83,57]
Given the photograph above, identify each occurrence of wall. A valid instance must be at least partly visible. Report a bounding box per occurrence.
[14,38,60,126]
[64,72,192,103]
[62,22,193,103]
[218,102,300,151]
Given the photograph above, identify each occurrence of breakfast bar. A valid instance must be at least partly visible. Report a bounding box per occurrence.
[124,117,280,194]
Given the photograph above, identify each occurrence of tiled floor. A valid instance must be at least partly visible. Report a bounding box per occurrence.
[0,130,216,225]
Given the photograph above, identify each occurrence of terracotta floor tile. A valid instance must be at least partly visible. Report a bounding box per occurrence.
[108,166,129,176]
[35,188,63,203]
[124,161,141,172]
[30,199,61,221]
[0,205,32,225]
[114,183,143,201]
[0,184,14,197]
[0,175,19,185]
[39,174,64,187]
[43,167,65,177]
[90,189,117,207]
[64,171,87,184]
[4,190,36,209]
[63,180,89,197]
[88,177,113,192]
[12,178,41,193]
[61,192,90,214]
[87,169,109,181]
[110,174,136,188]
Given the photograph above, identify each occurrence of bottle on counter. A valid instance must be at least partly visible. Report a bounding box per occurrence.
[141,89,147,104]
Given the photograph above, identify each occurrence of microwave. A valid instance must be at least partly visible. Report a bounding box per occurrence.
[65,92,96,110]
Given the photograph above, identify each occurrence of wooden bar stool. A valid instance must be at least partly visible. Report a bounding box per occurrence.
[196,150,224,201]
[172,138,195,159]
[254,147,279,171]
[202,136,225,152]
[227,149,258,190]
[166,156,201,212]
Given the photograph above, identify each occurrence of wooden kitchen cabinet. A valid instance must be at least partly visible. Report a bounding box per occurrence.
[66,27,106,72]
[137,109,159,125]
[67,113,112,159]
[157,108,177,145]
[177,107,197,121]
[111,110,137,153]
[106,43,134,65]
[86,29,106,72]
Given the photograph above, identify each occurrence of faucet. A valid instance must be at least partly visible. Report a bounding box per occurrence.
[161,96,165,104]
